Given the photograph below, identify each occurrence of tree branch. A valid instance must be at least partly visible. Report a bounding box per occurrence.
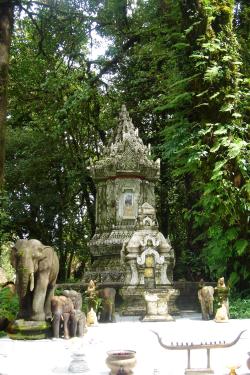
[91,35,140,83]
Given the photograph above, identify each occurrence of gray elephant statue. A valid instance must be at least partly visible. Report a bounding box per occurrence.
[198,285,214,320]
[62,289,86,337]
[11,239,59,321]
[98,287,116,322]
[51,295,75,339]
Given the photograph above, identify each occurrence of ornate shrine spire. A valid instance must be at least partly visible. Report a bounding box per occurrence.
[113,104,139,143]
[91,105,160,181]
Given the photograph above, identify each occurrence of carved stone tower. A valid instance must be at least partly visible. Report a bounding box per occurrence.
[85,105,162,284]
[85,105,179,316]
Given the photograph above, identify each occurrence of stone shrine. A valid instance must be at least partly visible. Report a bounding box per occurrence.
[85,105,178,316]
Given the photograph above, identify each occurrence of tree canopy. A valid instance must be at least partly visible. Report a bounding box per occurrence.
[0,0,249,287]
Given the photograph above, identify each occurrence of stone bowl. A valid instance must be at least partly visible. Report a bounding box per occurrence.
[106,350,136,374]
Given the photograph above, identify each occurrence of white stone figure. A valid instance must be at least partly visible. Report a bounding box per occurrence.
[86,308,98,326]
[214,302,229,322]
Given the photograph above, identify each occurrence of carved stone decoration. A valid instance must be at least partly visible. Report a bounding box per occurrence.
[142,290,175,322]
[85,105,161,284]
[122,203,174,287]
[84,105,178,316]
[137,248,165,266]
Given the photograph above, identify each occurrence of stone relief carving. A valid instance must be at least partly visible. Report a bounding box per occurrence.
[137,248,165,266]
[121,202,174,287]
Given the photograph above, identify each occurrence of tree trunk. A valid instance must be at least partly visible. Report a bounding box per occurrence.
[0,2,14,188]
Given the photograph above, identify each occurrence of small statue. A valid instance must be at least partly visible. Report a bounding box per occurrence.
[62,290,86,337]
[51,295,74,339]
[98,287,116,323]
[87,307,98,326]
[87,279,96,298]
[86,279,98,311]
[197,279,214,320]
[214,277,230,322]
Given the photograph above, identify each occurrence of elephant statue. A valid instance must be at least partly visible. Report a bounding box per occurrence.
[11,239,59,321]
[62,289,86,337]
[98,287,116,322]
[198,285,214,320]
[51,295,74,339]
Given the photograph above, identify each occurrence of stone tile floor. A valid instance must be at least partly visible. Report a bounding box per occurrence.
[0,313,249,375]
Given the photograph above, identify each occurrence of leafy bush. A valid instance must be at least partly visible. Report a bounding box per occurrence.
[230,297,250,319]
[0,286,19,323]
[54,287,64,296]
[0,242,15,281]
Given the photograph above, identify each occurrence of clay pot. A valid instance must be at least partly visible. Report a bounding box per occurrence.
[106,350,136,374]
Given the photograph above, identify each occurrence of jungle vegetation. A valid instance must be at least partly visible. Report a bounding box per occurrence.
[0,0,249,288]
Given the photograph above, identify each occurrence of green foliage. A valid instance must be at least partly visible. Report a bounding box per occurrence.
[54,288,64,296]
[83,294,103,315]
[0,287,19,323]
[0,192,12,248]
[0,0,249,290]
[160,0,249,286]
[4,2,110,281]
[0,242,15,281]
[230,297,250,319]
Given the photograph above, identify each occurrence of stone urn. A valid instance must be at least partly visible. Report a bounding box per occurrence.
[106,350,136,374]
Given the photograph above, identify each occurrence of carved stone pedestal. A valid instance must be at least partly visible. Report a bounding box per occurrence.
[142,289,177,322]
[7,319,51,340]
[120,286,179,317]
[120,287,146,316]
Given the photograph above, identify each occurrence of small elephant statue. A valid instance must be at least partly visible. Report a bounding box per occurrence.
[62,290,86,337]
[51,295,74,339]
[98,287,116,322]
[198,285,214,320]
[11,239,59,321]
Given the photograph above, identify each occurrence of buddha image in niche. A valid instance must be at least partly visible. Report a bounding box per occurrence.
[123,192,134,217]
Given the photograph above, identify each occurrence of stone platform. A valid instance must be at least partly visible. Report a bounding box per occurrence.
[141,314,174,322]
[0,314,249,375]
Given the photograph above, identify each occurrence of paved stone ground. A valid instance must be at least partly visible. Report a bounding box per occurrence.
[0,313,249,375]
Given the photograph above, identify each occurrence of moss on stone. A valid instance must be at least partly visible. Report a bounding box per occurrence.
[8,320,50,332]
[7,319,52,340]
[8,332,48,340]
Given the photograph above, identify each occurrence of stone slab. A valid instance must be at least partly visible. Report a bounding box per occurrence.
[185,369,214,375]
[141,314,174,322]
